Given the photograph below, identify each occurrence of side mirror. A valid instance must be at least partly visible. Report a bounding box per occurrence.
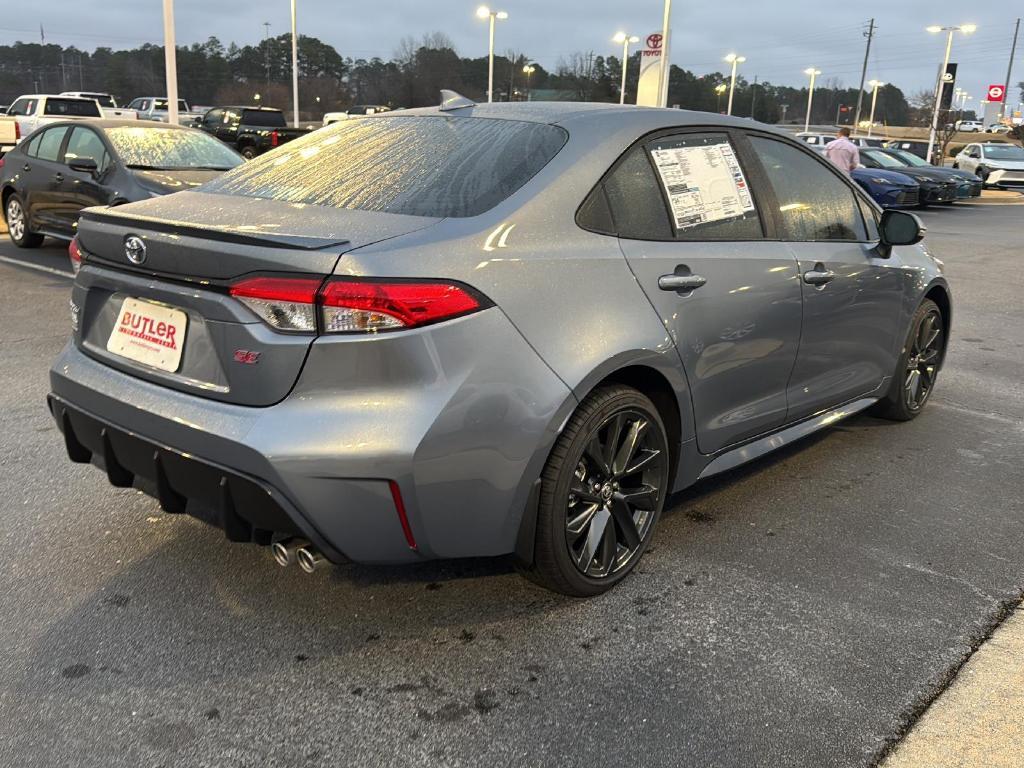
[68,156,99,175]
[878,209,925,256]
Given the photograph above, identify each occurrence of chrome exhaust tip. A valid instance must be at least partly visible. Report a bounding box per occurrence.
[271,538,307,567]
[297,545,326,573]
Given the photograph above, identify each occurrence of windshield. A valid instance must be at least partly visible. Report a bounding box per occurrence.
[863,150,904,169]
[43,98,101,117]
[203,115,569,218]
[890,150,928,167]
[242,109,287,127]
[106,126,243,170]
[983,145,1024,161]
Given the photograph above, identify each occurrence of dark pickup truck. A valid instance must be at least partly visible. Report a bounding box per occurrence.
[198,106,310,159]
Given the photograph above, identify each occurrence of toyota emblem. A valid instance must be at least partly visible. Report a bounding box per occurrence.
[124,235,147,265]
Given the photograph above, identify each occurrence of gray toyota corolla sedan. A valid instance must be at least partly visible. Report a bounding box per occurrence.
[48,98,950,596]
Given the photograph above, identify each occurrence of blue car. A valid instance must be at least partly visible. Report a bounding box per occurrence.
[851,168,920,208]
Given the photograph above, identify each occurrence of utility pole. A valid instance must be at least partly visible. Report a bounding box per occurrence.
[263,22,271,89]
[852,18,875,133]
[750,75,758,120]
[1001,18,1020,122]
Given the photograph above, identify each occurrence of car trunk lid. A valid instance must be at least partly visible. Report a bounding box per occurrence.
[72,192,441,406]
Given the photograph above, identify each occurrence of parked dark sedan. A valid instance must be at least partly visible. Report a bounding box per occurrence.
[859,148,958,205]
[1,119,242,247]
[851,168,920,208]
[878,147,982,198]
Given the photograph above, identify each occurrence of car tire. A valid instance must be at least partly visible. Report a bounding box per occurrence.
[522,384,671,597]
[951,162,959,169]
[240,145,257,160]
[873,299,943,422]
[5,193,44,248]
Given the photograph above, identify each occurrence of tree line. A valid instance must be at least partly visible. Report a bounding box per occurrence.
[1,32,1005,128]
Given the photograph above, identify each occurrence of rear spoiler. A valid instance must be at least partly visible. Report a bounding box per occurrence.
[79,209,350,251]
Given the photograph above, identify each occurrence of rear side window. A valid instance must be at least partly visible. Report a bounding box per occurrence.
[242,109,286,127]
[203,115,568,218]
[43,98,101,117]
[24,132,43,157]
[749,136,867,242]
[601,145,672,239]
[35,127,69,162]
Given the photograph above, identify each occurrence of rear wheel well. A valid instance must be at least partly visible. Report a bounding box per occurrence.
[1,185,15,213]
[598,365,682,482]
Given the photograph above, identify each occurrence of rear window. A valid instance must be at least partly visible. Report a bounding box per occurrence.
[43,98,101,117]
[203,115,569,218]
[106,125,243,170]
[242,109,286,127]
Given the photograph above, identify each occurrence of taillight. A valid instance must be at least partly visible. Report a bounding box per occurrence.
[229,276,486,334]
[68,236,83,274]
[229,276,321,332]
[270,130,279,147]
[319,279,483,332]
[14,121,20,140]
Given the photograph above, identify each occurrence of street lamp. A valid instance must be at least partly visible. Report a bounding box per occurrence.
[715,82,727,113]
[161,0,179,125]
[724,53,746,116]
[925,24,977,164]
[867,79,885,137]
[290,0,299,127]
[612,32,640,105]
[803,67,821,133]
[477,6,509,103]
[522,63,535,101]
[254,92,261,102]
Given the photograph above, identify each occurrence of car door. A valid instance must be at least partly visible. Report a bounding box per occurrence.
[960,145,980,173]
[745,135,905,421]
[595,130,804,455]
[54,125,113,235]
[199,108,222,137]
[23,125,70,231]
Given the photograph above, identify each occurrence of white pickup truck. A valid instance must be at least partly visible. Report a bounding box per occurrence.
[4,94,103,135]
[59,91,137,120]
[125,96,201,125]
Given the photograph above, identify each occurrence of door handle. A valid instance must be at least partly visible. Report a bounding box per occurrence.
[658,274,707,292]
[802,267,835,286]
[54,173,64,184]
[22,163,30,172]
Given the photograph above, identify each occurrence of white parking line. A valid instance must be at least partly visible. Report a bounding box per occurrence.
[0,255,73,278]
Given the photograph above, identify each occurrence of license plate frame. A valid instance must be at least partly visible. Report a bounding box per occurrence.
[106,297,188,373]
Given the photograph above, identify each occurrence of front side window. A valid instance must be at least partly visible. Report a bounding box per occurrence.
[203,115,568,218]
[64,127,110,172]
[749,136,866,242]
[35,127,69,162]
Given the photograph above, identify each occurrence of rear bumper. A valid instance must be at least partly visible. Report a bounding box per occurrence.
[48,307,573,564]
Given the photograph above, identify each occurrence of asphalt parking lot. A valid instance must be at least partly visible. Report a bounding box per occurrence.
[0,200,1022,768]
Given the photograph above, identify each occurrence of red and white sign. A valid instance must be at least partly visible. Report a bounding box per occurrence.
[636,31,664,107]
[107,297,187,373]
[987,84,1006,102]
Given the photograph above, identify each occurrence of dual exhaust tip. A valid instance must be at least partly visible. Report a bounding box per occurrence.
[271,538,325,573]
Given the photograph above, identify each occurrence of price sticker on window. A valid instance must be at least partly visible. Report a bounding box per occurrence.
[650,141,756,231]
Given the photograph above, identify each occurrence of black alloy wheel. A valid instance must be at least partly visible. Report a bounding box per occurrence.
[525,385,670,596]
[875,299,943,421]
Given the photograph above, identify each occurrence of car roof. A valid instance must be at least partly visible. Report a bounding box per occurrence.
[30,118,189,130]
[218,105,281,111]
[13,93,94,100]
[374,101,790,135]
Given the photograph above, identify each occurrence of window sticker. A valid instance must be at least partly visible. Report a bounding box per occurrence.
[649,142,756,230]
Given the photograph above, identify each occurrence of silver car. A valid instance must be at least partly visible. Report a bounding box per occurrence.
[49,100,951,596]
[953,142,1024,188]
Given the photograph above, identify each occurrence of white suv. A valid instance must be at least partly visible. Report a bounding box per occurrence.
[954,143,1024,187]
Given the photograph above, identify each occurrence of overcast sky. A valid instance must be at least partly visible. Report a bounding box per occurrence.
[20,1,1024,111]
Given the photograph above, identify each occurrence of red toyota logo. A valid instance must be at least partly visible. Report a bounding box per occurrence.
[647,33,663,50]
[987,84,1005,102]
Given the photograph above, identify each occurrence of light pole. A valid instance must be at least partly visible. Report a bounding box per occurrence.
[925,24,976,164]
[612,32,639,105]
[161,0,179,125]
[803,68,821,132]
[724,53,745,116]
[715,83,727,113]
[867,79,884,136]
[477,6,508,103]
[522,63,535,101]
[290,0,299,126]
[656,0,673,108]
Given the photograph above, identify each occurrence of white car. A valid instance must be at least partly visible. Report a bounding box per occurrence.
[985,124,1012,135]
[4,94,102,137]
[795,132,834,148]
[953,142,1024,188]
[954,120,983,132]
